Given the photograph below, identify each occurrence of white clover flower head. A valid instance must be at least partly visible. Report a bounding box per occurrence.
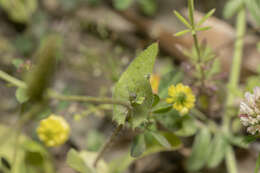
[239,86,260,135]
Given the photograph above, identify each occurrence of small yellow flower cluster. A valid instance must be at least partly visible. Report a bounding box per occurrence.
[166,83,195,115]
[37,115,70,147]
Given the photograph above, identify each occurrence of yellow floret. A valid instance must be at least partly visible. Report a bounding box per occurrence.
[166,83,195,115]
[37,114,70,147]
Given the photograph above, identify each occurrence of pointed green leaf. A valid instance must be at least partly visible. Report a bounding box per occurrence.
[143,131,182,157]
[66,149,92,173]
[152,94,160,107]
[130,134,146,157]
[207,133,228,168]
[188,0,195,26]
[187,127,211,171]
[197,9,215,27]
[174,11,192,29]
[174,29,191,37]
[196,26,212,32]
[15,87,29,104]
[152,105,172,114]
[113,43,159,128]
[150,132,171,149]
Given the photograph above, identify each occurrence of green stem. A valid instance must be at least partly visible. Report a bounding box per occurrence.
[223,7,246,131]
[48,90,132,111]
[225,145,238,173]
[192,29,206,87]
[0,70,131,111]
[0,70,26,88]
[222,7,246,173]
[93,124,123,167]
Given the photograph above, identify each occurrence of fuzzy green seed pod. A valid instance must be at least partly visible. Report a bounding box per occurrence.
[26,34,62,102]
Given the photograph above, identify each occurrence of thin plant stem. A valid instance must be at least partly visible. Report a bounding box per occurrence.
[0,70,26,88]
[222,7,246,173]
[48,90,132,111]
[225,145,238,173]
[223,7,246,132]
[93,124,123,167]
[0,70,132,111]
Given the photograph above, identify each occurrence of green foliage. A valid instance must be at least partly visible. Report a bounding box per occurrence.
[138,0,157,16]
[86,130,105,152]
[0,0,37,23]
[174,0,215,36]
[113,43,158,128]
[143,131,182,156]
[244,0,260,25]
[187,127,211,171]
[0,125,54,173]
[207,133,228,168]
[130,134,146,157]
[113,0,134,10]
[67,149,108,173]
[16,87,29,104]
[223,0,244,19]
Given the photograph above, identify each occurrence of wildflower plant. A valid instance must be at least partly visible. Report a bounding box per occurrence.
[0,0,260,172]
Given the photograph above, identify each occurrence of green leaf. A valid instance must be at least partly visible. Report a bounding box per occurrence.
[175,115,198,137]
[225,134,249,149]
[113,43,159,128]
[152,94,160,107]
[130,134,146,157]
[196,26,212,32]
[143,131,182,156]
[196,9,215,27]
[152,105,172,114]
[245,0,260,26]
[67,149,109,173]
[113,0,134,10]
[174,11,192,29]
[187,127,211,171]
[0,125,54,173]
[207,133,228,168]
[150,132,171,149]
[16,87,29,103]
[138,0,157,16]
[223,0,244,19]
[244,134,259,143]
[174,29,191,37]
[255,152,260,173]
[66,149,92,173]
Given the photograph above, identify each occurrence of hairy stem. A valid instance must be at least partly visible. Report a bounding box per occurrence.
[93,124,123,167]
[0,70,26,88]
[48,90,132,111]
[0,70,131,111]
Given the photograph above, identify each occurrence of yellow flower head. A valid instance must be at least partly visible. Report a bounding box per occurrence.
[37,115,70,147]
[150,74,160,94]
[166,83,195,115]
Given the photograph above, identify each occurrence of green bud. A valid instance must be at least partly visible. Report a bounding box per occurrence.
[26,34,62,102]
